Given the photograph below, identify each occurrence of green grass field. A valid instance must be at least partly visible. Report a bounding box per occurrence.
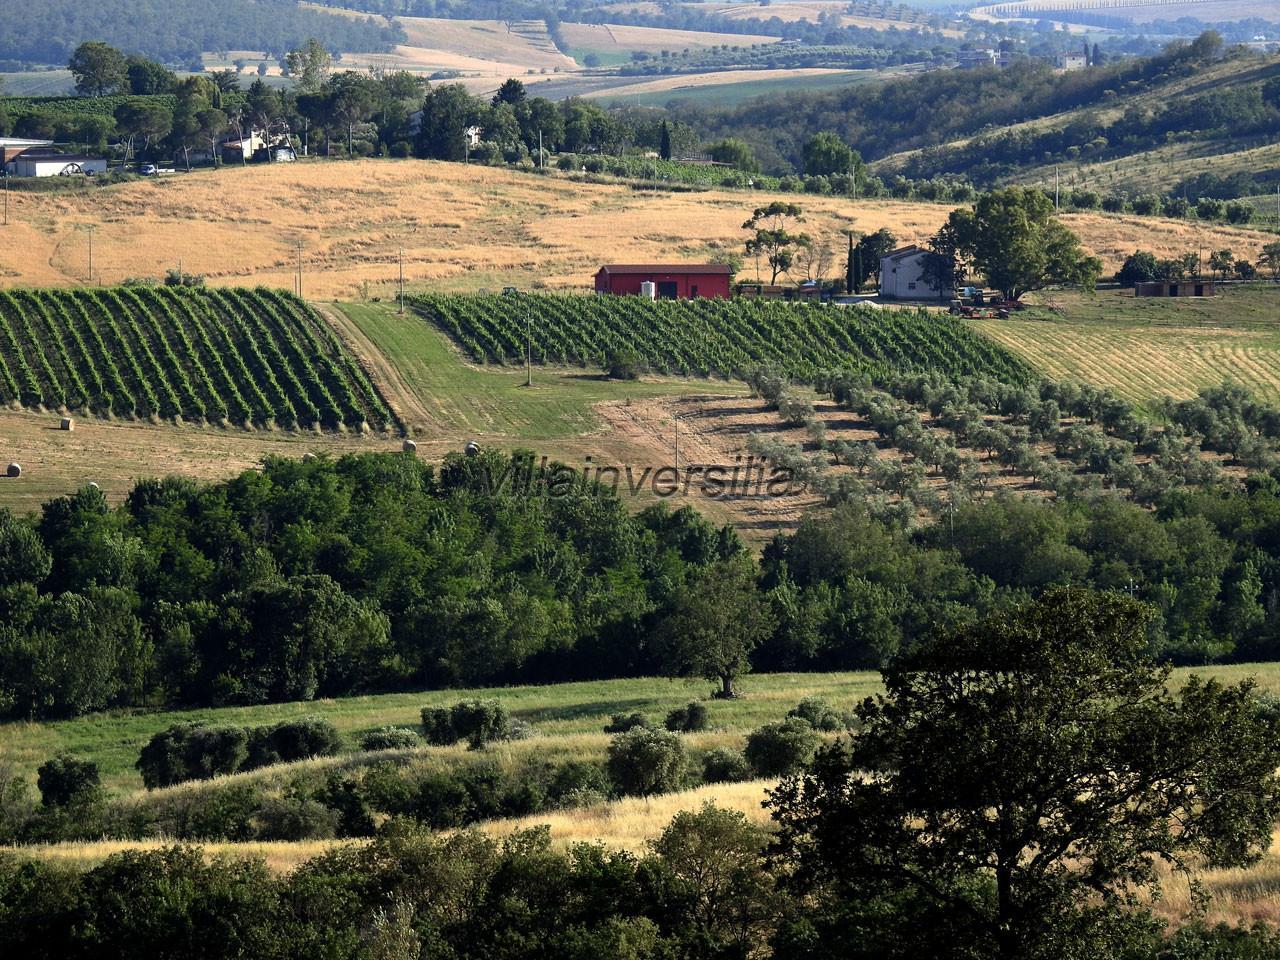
[973,283,1280,404]
[330,301,748,438]
[0,672,879,794]
[5,664,1279,796]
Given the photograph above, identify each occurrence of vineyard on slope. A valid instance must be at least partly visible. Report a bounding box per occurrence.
[0,287,395,430]
[409,294,1033,384]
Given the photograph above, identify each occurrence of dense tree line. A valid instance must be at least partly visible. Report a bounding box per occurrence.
[10,420,1280,721]
[664,31,1234,176]
[0,449,744,720]
[0,0,400,71]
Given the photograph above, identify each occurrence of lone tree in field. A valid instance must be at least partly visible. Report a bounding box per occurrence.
[744,202,809,284]
[769,588,1280,960]
[656,557,776,699]
[946,187,1102,301]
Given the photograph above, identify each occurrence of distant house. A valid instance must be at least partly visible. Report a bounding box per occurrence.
[594,264,732,300]
[957,48,999,69]
[221,128,293,164]
[879,246,948,301]
[1056,53,1088,71]
[0,137,54,168]
[8,153,107,178]
[1135,279,1216,298]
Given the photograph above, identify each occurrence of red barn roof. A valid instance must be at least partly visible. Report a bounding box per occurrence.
[596,264,733,275]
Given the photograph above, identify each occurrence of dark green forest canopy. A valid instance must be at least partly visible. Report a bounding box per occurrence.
[8,447,1280,720]
[0,0,402,69]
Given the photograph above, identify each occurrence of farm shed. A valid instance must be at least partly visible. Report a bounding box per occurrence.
[0,137,54,166]
[9,153,107,178]
[594,264,732,300]
[1135,280,1216,297]
[879,245,949,301]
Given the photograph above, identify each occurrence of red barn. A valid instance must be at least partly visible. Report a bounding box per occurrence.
[594,264,732,300]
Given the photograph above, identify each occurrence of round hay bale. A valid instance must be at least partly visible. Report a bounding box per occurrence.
[6,463,20,478]
[464,441,480,457]
[60,417,74,431]
[402,439,417,454]
[302,452,318,463]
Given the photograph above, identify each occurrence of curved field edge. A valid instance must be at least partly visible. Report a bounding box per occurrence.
[0,286,397,432]
[408,293,1035,384]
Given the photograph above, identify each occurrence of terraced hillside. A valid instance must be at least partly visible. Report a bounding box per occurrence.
[410,293,1034,383]
[0,287,395,430]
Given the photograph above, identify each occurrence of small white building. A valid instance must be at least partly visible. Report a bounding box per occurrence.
[1057,53,1088,71]
[8,153,107,178]
[880,245,949,301]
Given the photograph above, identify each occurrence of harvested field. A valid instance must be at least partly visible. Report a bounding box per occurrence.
[0,160,1267,300]
[973,285,1280,404]
[582,67,853,98]
[559,21,780,53]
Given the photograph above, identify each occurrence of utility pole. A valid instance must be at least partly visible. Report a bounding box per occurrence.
[82,224,97,283]
[525,315,532,387]
[398,246,405,315]
[673,414,680,473]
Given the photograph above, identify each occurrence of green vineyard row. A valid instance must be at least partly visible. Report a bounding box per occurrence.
[0,287,395,430]
[409,293,1035,385]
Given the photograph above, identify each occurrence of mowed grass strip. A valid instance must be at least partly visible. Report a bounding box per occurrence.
[972,284,1280,404]
[331,301,749,437]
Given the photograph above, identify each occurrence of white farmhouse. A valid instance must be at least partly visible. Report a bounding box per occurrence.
[879,245,949,301]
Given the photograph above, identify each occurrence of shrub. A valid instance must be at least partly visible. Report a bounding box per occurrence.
[177,782,259,841]
[547,760,611,807]
[359,726,423,751]
[253,795,340,841]
[244,717,342,770]
[136,723,249,789]
[665,701,710,733]
[506,718,534,741]
[701,747,752,784]
[777,392,816,426]
[605,346,643,380]
[787,697,850,732]
[421,706,455,745]
[604,712,653,734]
[607,727,687,796]
[449,699,510,749]
[744,718,820,777]
[36,755,100,807]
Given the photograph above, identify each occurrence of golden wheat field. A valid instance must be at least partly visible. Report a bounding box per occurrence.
[0,160,1269,301]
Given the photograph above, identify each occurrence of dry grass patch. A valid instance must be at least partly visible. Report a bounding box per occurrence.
[477,780,773,851]
[0,838,356,873]
[0,161,1260,300]
[560,21,780,53]
[582,67,851,98]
